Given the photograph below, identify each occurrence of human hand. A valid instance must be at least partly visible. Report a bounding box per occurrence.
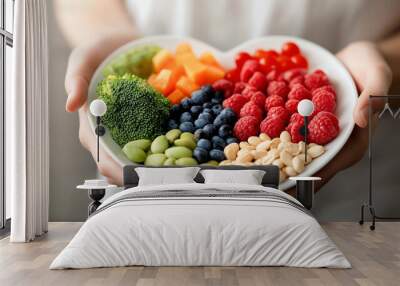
[65,33,135,185]
[313,41,392,190]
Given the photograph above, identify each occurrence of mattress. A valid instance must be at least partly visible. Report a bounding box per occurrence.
[50,183,350,269]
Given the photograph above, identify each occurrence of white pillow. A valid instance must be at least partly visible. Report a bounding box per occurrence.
[200,169,266,185]
[135,167,200,186]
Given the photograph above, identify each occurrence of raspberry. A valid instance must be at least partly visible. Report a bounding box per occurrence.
[233,116,260,141]
[308,111,339,145]
[267,106,290,123]
[290,112,305,125]
[223,93,247,115]
[260,117,285,138]
[282,68,306,82]
[285,99,299,115]
[266,69,281,82]
[212,79,233,99]
[248,71,268,91]
[304,69,330,91]
[288,83,312,101]
[250,91,267,109]
[265,95,285,111]
[289,75,305,89]
[233,81,247,94]
[267,81,289,98]
[286,112,304,133]
[312,90,336,114]
[290,121,305,143]
[241,85,258,100]
[240,102,264,122]
[240,60,260,82]
[312,85,336,100]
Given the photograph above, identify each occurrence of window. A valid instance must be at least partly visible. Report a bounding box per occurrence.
[0,0,14,233]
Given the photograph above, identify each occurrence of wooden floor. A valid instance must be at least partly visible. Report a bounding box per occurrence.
[0,222,399,286]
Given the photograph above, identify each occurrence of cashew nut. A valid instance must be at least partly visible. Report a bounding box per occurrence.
[292,156,305,173]
[280,150,293,167]
[248,136,262,146]
[259,133,271,141]
[308,145,325,158]
[270,138,281,149]
[284,166,297,177]
[280,131,292,143]
[256,140,271,152]
[224,143,239,161]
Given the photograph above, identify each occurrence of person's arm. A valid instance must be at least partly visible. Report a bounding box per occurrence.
[54,0,140,185]
[54,0,136,47]
[313,33,399,190]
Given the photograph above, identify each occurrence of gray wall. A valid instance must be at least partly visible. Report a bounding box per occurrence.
[48,3,96,221]
[47,4,400,222]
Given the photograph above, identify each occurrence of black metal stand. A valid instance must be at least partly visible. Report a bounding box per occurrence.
[299,116,309,162]
[359,95,400,231]
[88,188,106,216]
[296,180,314,210]
[95,116,106,163]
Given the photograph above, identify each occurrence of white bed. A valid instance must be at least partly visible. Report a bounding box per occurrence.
[50,183,350,269]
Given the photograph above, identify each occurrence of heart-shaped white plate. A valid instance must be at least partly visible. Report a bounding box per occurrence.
[87,35,357,190]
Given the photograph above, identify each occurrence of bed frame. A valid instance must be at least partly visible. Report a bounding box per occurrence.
[80,165,313,216]
[122,164,315,210]
[123,164,280,189]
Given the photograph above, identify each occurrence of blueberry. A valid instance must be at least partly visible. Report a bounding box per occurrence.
[214,114,234,126]
[179,122,195,133]
[202,108,213,116]
[181,98,193,110]
[218,124,232,138]
[203,124,216,138]
[180,112,193,123]
[194,129,207,140]
[220,108,236,123]
[214,90,224,102]
[194,118,208,129]
[211,98,221,105]
[197,138,212,151]
[193,147,210,164]
[198,112,213,123]
[167,119,178,130]
[212,104,223,116]
[213,116,224,128]
[226,137,238,144]
[212,136,226,150]
[203,102,213,109]
[191,90,207,105]
[170,104,182,118]
[201,84,215,96]
[220,108,235,117]
[209,149,226,162]
[190,105,203,116]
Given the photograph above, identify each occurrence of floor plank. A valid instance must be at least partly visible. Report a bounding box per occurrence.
[0,222,399,286]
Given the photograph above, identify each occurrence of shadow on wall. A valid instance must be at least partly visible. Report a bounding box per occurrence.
[47,3,400,222]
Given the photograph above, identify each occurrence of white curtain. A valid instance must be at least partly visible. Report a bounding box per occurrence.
[8,0,49,242]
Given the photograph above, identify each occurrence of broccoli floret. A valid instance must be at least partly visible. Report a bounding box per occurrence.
[102,45,161,79]
[97,74,170,147]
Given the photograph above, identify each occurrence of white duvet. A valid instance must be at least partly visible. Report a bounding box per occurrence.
[50,183,350,269]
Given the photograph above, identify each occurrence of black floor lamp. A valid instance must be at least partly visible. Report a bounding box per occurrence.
[89,99,107,162]
[289,99,321,210]
[76,99,115,216]
[359,95,400,230]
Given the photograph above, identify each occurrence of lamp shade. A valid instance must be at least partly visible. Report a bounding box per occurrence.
[90,99,107,117]
[297,99,314,117]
